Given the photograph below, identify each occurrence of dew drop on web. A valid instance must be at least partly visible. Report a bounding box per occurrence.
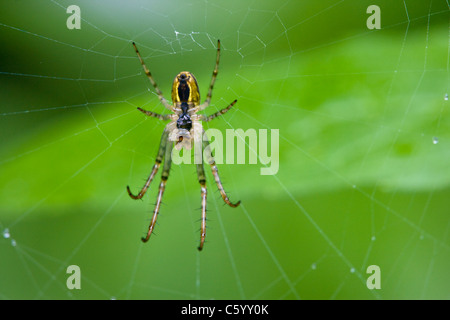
[3,228,10,239]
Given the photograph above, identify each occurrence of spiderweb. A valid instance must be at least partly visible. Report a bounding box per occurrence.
[0,0,449,300]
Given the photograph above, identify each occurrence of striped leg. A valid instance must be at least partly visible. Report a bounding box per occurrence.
[127,162,160,199]
[204,99,237,122]
[127,129,169,199]
[209,163,240,207]
[196,162,208,251]
[132,42,173,111]
[199,40,221,111]
[137,107,170,121]
[141,137,173,243]
[141,179,166,243]
[203,139,240,208]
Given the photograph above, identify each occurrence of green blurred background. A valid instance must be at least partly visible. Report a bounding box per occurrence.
[0,0,449,299]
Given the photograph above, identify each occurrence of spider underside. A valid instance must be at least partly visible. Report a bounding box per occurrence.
[127,40,240,251]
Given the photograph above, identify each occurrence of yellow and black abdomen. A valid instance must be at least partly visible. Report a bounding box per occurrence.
[171,71,200,107]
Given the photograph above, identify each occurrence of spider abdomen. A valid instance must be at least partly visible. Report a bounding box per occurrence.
[171,71,200,105]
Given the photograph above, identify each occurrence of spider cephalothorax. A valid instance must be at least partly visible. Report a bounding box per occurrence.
[127,40,240,250]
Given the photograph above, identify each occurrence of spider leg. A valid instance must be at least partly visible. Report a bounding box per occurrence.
[196,162,208,251]
[142,137,173,243]
[132,42,173,111]
[141,180,166,243]
[198,40,220,111]
[203,137,240,208]
[127,129,169,199]
[203,99,237,122]
[137,107,171,121]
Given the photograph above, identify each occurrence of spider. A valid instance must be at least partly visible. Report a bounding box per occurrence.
[127,40,240,251]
